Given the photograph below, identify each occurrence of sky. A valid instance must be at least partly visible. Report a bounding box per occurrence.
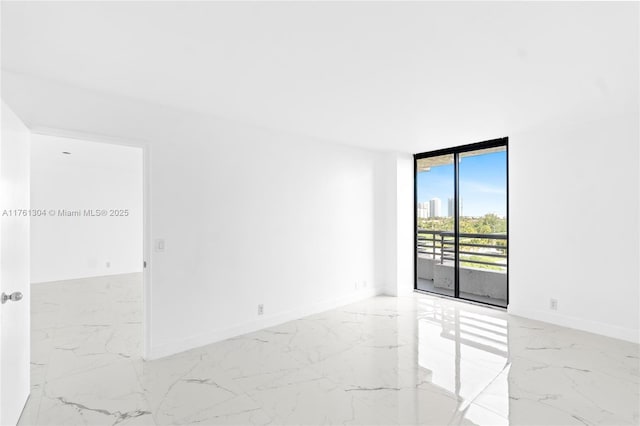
[417,150,507,217]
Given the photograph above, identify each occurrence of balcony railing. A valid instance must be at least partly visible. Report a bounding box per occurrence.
[417,229,507,270]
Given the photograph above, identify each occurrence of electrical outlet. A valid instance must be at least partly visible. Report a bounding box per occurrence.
[550,298,558,311]
[363,280,368,288]
[106,261,111,268]
[258,304,264,315]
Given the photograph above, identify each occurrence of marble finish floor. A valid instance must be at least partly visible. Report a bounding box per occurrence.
[20,275,639,425]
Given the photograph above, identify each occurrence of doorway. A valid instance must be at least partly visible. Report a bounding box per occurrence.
[20,133,147,425]
[414,138,508,308]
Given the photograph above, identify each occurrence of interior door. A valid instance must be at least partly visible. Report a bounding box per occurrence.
[1,101,31,426]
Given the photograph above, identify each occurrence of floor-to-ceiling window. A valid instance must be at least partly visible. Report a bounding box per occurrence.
[414,138,508,308]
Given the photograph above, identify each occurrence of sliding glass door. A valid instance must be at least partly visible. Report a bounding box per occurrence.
[414,139,508,308]
[457,146,508,306]
[415,154,455,297]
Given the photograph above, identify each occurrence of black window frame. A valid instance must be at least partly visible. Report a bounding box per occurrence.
[414,137,509,308]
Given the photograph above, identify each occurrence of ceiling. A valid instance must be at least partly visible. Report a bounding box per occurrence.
[31,134,142,173]
[2,1,637,152]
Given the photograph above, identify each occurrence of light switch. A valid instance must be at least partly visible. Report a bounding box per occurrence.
[155,238,165,252]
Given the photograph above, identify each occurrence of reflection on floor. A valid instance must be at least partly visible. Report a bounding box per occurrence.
[416,278,507,307]
[21,275,639,425]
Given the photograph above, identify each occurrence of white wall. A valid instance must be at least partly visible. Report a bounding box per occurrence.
[375,5,640,344]
[388,111,639,343]
[149,126,380,358]
[375,153,414,297]
[507,110,639,343]
[388,109,639,345]
[396,154,414,297]
[30,134,143,283]
[373,154,396,296]
[2,73,384,358]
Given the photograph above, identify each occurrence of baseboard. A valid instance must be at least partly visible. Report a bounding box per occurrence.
[508,305,639,344]
[148,288,382,360]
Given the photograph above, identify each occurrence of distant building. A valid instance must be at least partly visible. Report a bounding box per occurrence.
[417,202,430,219]
[447,197,463,217]
[429,198,441,217]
